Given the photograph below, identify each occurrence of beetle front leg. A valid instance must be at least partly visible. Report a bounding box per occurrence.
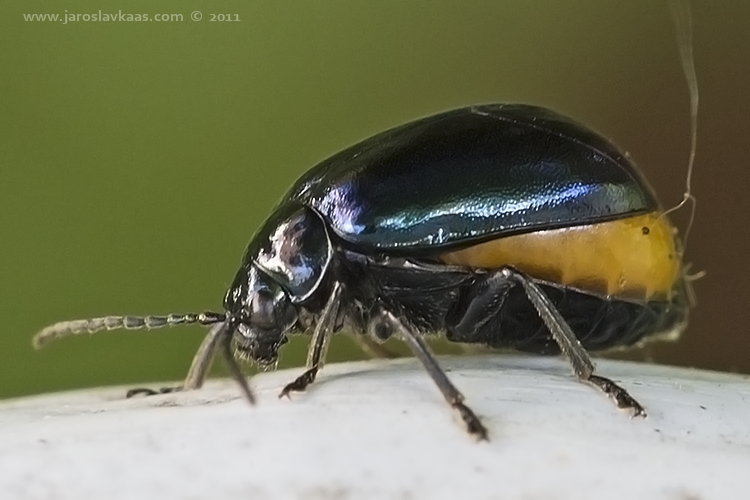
[126,322,225,398]
[499,267,646,417]
[279,281,344,398]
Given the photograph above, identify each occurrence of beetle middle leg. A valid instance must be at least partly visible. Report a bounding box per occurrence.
[493,267,646,417]
[371,307,488,440]
[279,281,344,398]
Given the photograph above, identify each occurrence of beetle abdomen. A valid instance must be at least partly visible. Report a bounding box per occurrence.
[440,213,680,301]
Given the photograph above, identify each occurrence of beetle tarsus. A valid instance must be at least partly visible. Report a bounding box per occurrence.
[453,400,489,441]
[126,386,182,398]
[279,366,319,398]
[126,388,158,398]
[587,375,647,417]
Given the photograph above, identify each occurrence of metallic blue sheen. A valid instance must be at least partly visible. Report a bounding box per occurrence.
[287,104,659,250]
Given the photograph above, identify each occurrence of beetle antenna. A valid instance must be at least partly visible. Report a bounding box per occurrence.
[662,0,699,251]
[32,312,226,349]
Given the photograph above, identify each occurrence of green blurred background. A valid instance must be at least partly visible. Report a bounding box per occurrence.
[1,1,749,399]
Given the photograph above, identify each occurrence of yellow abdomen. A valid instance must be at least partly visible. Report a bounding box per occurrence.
[439,213,680,300]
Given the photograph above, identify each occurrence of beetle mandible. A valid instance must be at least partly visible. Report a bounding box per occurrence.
[34,103,691,440]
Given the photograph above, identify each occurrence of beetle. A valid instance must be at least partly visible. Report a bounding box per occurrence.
[34,103,690,440]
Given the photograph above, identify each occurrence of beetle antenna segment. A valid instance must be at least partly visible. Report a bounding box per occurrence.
[663,0,699,250]
[32,312,226,349]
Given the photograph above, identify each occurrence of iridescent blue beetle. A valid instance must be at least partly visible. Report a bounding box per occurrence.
[34,104,690,440]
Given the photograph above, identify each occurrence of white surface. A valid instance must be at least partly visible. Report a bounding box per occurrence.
[1,355,749,500]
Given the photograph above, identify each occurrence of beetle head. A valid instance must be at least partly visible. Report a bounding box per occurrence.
[224,265,297,365]
[223,203,333,365]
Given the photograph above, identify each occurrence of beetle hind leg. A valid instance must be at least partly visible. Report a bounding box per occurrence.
[499,267,647,417]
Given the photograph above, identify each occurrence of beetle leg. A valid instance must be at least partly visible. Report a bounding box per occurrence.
[374,308,488,441]
[125,320,257,404]
[279,281,344,398]
[126,322,225,398]
[500,267,647,417]
[218,320,257,404]
[182,321,225,389]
